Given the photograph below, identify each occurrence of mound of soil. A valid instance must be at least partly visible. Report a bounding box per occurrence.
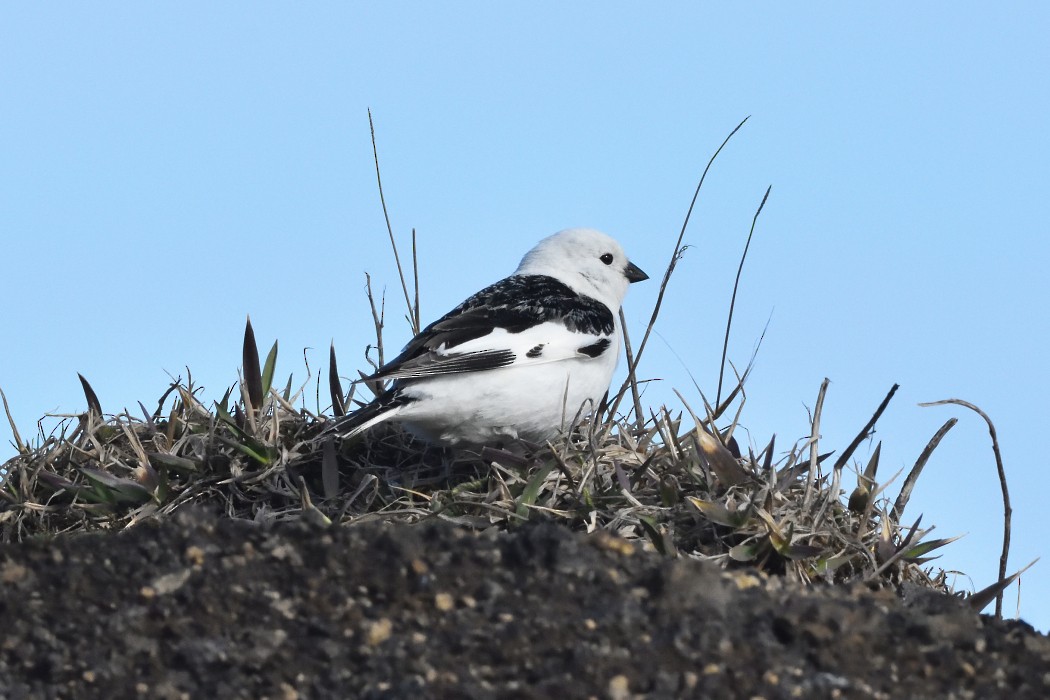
[0,509,1047,699]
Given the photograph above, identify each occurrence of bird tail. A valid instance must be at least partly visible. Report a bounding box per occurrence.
[324,388,412,439]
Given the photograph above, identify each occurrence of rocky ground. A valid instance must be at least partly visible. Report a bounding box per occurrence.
[0,509,1047,700]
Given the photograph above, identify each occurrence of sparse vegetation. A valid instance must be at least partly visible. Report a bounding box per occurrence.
[0,335,970,593]
[0,118,1025,620]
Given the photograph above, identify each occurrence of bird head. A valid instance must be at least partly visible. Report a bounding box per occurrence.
[515,228,648,309]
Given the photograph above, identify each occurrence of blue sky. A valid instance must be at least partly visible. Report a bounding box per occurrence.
[3,5,1048,630]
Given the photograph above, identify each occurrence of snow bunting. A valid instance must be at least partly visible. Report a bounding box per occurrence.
[330,228,648,445]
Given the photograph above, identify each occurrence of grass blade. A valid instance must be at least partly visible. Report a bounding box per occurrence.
[715,184,771,408]
[77,373,103,417]
[921,398,1013,618]
[329,343,346,417]
[904,534,964,561]
[609,116,750,421]
[892,418,957,520]
[322,437,339,500]
[242,316,263,412]
[260,339,279,406]
[0,386,26,454]
[802,378,830,510]
[967,559,1038,613]
[833,384,899,473]
[79,466,153,505]
[638,516,676,556]
[688,496,748,528]
[368,108,415,332]
[515,462,554,521]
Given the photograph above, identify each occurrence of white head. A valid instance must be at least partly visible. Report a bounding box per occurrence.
[515,228,648,309]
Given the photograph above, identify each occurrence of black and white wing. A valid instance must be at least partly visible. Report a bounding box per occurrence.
[365,274,617,384]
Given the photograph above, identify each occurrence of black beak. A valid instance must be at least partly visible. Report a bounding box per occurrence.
[625,261,648,284]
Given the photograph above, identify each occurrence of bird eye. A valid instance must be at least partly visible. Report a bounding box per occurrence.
[600,253,614,265]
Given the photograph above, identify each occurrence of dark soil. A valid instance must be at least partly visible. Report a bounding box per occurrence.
[0,510,1046,700]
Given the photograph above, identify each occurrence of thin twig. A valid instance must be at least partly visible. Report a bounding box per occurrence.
[364,273,386,371]
[691,314,768,424]
[834,384,900,473]
[891,418,956,521]
[411,228,421,335]
[0,387,26,454]
[608,116,750,420]
[368,109,415,329]
[716,184,771,408]
[802,378,830,510]
[920,398,1012,618]
[618,308,644,428]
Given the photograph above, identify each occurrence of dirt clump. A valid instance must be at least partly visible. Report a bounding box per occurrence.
[0,509,1047,699]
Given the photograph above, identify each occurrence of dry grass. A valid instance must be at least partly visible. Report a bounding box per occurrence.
[0,116,1023,615]
[0,347,961,595]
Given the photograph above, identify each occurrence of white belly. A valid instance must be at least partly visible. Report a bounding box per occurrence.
[395,352,617,445]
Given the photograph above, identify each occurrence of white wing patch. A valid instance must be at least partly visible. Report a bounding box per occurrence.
[435,323,616,369]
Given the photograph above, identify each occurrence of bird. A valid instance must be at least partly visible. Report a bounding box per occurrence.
[329,228,648,446]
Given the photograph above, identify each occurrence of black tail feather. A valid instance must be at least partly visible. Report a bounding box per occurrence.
[325,388,414,439]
